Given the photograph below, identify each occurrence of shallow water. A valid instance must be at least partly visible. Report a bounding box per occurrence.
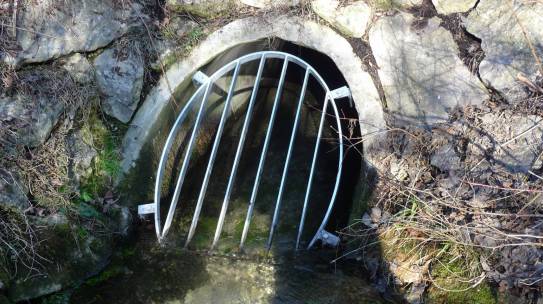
[70,233,386,304]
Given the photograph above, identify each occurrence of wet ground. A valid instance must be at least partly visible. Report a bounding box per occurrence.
[69,233,386,304]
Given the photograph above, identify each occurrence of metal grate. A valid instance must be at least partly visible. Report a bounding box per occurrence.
[138,51,351,251]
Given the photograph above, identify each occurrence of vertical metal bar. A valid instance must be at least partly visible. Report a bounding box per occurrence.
[184,62,242,247]
[161,81,213,238]
[295,93,329,250]
[210,54,267,250]
[240,57,289,250]
[307,92,344,250]
[153,83,207,242]
[266,68,311,251]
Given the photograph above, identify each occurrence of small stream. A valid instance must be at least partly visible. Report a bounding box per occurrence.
[69,230,385,304]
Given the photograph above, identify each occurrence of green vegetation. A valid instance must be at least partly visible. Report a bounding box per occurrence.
[80,111,122,198]
[368,0,395,11]
[37,291,71,304]
[166,1,237,19]
[85,265,124,287]
[425,244,496,304]
[159,25,207,70]
[77,202,102,219]
[190,216,217,248]
[186,27,205,45]
[427,279,496,304]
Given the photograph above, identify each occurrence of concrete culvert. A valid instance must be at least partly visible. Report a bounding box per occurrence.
[69,16,387,304]
[126,38,368,256]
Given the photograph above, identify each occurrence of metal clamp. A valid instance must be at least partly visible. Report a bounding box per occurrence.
[317,229,340,247]
[192,71,209,87]
[138,203,155,216]
[330,86,353,107]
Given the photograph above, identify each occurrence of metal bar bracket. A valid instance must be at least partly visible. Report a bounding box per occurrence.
[330,86,352,107]
[138,203,156,215]
[192,71,209,87]
[317,229,340,247]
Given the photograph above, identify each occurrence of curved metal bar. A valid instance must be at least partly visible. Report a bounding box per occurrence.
[153,84,207,241]
[296,93,330,250]
[211,54,267,249]
[150,50,344,250]
[307,88,344,249]
[162,81,213,239]
[184,61,242,247]
[240,57,290,250]
[267,68,311,251]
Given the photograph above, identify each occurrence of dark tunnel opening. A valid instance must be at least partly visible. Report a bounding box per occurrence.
[154,39,365,254]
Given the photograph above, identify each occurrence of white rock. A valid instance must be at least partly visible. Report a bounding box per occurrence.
[390,160,409,181]
[93,43,144,123]
[361,213,377,228]
[464,0,543,102]
[311,0,372,38]
[370,207,382,223]
[432,0,477,14]
[61,53,94,84]
[475,113,543,173]
[0,95,64,147]
[15,0,139,65]
[369,13,487,126]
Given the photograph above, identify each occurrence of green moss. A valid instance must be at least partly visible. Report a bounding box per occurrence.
[162,26,207,69]
[77,202,102,219]
[85,265,124,287]
[190,217,217,248]
[37,291,70,304]
[166,0,237,18]
[186,27,205,44]
[427,250,497,304]
[369,0,419,11]
[426,282,496,304]
[368,0,394,11]
[121,246,136,258]
[80,111,122,197]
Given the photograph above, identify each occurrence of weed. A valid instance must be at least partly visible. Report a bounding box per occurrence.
[14,123,74,211]
[77,202,102,220]
[0,206,44,280]
[427,257,496,304]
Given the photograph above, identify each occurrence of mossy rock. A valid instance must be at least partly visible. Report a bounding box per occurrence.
[80,110,122,197]
[165,0,238,18]
[6,224,113,302]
